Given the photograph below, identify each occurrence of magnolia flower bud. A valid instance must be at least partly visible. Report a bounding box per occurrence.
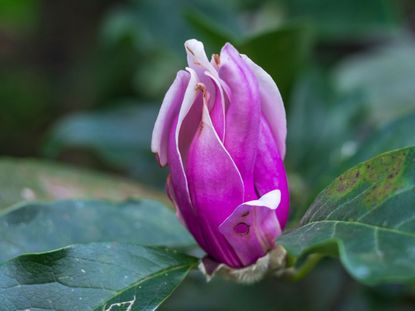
[152,39,289,268]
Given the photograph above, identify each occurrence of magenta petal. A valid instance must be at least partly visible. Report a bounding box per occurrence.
[186,103,244,267]
[219,43,261,200]
[166,69,209,251]
[151,70,190,166]
[243,55,287,159]
[168,117,207,248]
[206,72,225,140]
[219,190,282,266]
[166,174,185,226]
[255,118,290,228]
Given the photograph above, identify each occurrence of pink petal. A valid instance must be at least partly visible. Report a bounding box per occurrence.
[168,117,207,250]
[151,70,190,166]
[219,190,282,266]
[185,39,218,78]
[205,72,225,140]
[255,118,290,228]
[166,69,208,250]
[254,118,290,228]
[165,174,185,226]
[219,43,261,200]
[243,55,287,159]
[185,39,225,141]
[186,101,244,267]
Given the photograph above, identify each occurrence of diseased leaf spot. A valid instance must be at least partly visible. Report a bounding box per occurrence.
[333,167,362,194]
[279,147,415,285]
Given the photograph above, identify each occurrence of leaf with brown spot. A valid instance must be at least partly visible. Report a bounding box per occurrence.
[279,147,415,285]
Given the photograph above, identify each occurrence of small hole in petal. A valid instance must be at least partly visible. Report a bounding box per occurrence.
[234,222,250,235]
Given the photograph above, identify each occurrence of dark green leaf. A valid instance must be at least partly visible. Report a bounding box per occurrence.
[0,158,165,210]
[163,260,351,311]
[185,11,235,53]
[101,0,241,53]
[0,242,197,311]
[334,41,415,125]
[279,147,415,285]
[286,70,364,220]
[44,104,167,187]
[0,0,39,32]
[281,0,401,39]
[0,200,194,262]
[338,112,415,173]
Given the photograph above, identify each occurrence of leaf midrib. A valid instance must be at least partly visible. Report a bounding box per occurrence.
[293,219,415,239]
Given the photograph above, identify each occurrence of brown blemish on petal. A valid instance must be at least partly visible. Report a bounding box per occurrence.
[195,82,206,93]
[186,46,195,56]
[241,211,250,217]
[213,53,220,66]
[195,83,209,102]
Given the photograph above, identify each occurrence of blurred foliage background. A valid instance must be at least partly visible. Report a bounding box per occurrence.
[1,0,415,309]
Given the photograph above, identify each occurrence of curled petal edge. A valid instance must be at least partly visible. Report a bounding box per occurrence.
[151,70,190,166]
[242,55,287,159]
[219,189,282,267]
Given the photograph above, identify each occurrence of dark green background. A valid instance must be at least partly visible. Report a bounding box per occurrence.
[1,0,415,309]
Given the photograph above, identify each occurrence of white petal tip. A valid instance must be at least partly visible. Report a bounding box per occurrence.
[244,189,281,210]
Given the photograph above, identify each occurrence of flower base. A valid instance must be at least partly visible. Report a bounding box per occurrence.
[199,245,287,284]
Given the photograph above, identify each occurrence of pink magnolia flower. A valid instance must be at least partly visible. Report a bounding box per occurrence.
[151,39,289,268]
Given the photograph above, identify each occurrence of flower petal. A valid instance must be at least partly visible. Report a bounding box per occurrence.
[168,117,207,248]
[186,101,244,267]
[166,69,208,250]
[185,39,225,140]
[185,39,218,78]
[243,55,287,159]
[205,72,225,140]
[219,43,261,200]
[166,174,185,225]
[151,70,190,166]
[219,189,282,266]
[255,118,290,228]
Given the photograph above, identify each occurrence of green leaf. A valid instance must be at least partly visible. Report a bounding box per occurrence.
[163,260,382,311]
[101,0,241,54]
[338,112,415,173]
[44,104,167,187]
[0,158,165,210]
[334,41,415,125]
[0,70,50,154]
[185,11,235,53]
[279,147,415,285]
[0,242,197,311]
[0,200,194,262]
[0,0,39,32]
[281,0,401,39]
[286,70,364,220]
